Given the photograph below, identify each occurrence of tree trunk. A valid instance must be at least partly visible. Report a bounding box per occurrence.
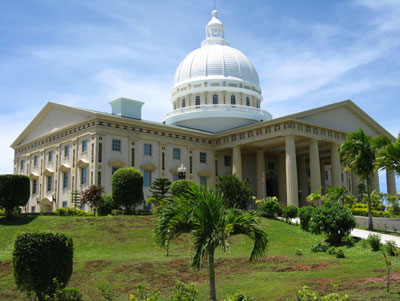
[166,239,170,257]
[387,269,390,293]
[209,250,217,301]
[366,177,373,230]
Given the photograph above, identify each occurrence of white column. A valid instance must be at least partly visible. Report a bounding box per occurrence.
[386,170,397,196]
[285,135,299,207]
[256,150,265,199]
[232,146,242,180]
[331,143,341,187]
[310,139,322,193]
[371,171,380,193]
[278,153,286,205]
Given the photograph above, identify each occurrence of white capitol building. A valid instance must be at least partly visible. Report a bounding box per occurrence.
[12,9,396,213]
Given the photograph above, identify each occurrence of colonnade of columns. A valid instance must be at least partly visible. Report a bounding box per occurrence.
[230,136,398,207]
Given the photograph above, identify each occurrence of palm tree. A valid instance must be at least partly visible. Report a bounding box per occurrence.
[376,135,400,176]
[339,129,389,230]
[153,186,268,301]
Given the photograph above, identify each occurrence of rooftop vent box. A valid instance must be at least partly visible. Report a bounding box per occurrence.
[109,98,144,120]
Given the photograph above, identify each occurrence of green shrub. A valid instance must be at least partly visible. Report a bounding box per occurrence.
[111,209,124,216]
[129,283,161,301]
[311,241,329,253]
[336,248,345,258]
[0,208,5,215]
[225,291,254,301]
[296,286,349,300]
[258,197,282,218]
[216,175,253,209]
[170,281,198,301]
[0,174,30,217]
[384,240,398,256]
[170,180,197,198]
[367,234,381,251]
[13,232,74,300]
[97,194,119,216]
[112,168,144,212]
[296,249,303,256]
[352,208,392,218]
[309,202,356,245]
[342,235,355,247]
[298,206,314,231]
[282,205,298,222]
[327,247,337,255]
[54,207,93,216]
[51,281,83,301]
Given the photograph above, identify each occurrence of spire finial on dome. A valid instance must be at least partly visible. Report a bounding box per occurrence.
[201,7,230,47]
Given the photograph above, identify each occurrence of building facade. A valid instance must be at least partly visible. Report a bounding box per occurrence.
[11,10,397,213]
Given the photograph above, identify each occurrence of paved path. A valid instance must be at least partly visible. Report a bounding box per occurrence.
[351,228,400,245]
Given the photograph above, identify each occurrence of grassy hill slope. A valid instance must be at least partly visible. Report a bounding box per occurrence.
[0,216,399,300]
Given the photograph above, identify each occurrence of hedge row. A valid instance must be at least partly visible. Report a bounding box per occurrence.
[351,208,392,218]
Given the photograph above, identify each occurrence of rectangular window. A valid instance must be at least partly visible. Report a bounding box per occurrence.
[48,151,53,162]
[32,179,37,194]
[144,170,152,187]
[173,174,179,182]
[31,206,36,213]
[224,155,231,167]
[81,168,86,185]
[62,201,68,208]
[20,160,24,170]
[98,143,103,163]
[200,176,207,187]
[268,162,275,170]
[341,173,344,182]
[144,144,152,156]
[98,171,102,186]
[112,167,119,175]
[131,148,135,167]
[173,148,181,160]
[47,176,52,192]
[112,139,121,152]
[82,140,87,152]
[190,156,193,173]
[325,170,328,181]
[215,160,218,176]
[63,172,69,188]
[64,146,69,157]
[91,143,94,163]
[162,152,165,170]
[200,152,207,163]
[34,155,38,167]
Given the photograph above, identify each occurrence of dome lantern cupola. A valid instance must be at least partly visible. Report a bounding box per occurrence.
[163,9,272,133]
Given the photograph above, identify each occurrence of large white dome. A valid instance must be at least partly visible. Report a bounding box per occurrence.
[173,44,260,88]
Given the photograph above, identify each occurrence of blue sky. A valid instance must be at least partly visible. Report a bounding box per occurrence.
[1,0,400,191]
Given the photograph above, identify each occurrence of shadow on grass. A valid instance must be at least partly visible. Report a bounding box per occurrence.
[0,215,38,226]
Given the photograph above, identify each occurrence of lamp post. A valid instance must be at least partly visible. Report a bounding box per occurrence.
[177,163,187,180]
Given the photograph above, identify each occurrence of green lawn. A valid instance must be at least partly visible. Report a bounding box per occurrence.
[0,215,399,300]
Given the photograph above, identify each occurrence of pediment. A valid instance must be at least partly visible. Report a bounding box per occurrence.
[29,172,39,179]
[140,162,157,171]
[59,164,71,172]
[108,158,126,168]
[43,168,54,176]
[292,100,393,139]
[11,102,95,148]
[77,159,89,168]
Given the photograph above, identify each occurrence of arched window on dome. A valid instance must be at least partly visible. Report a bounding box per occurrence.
[195,96,200,108]
[213,94,218,105]
[246,97,250,106]
[231,95,236,107]
[182,98,186,108]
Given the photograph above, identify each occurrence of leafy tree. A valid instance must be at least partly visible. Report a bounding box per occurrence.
[216,175,253,209]
[80,185,104,215]
[170,180,197,198]
[309,202,356,245]
[112,168,144,213]
[97,194,119,216]
[306,189,322,206]
[282,205,298,223]
[383,250,398,293]
[13,232,73,300]
[70,190,81,209]
[147,178,171,207]
[386,194,400,214]
[0,175,30,217]
[356,183,366,202]
[153,186,268,301]
[339,129,389,230]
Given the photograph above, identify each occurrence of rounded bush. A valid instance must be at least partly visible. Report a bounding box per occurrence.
[258,198,282,218]
[112,168,144,212]
[216,175,253,209]
[384,240,398,256]
[170,180,197,198]
[0,174,30,217]
[336,248,345,258]
[13,232,74,300]
[367,234,381,251]
[97,194,119,216]
[298,206,314,231]
[282,205,298,221]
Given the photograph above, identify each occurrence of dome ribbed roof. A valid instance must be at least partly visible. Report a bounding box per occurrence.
[173,10,260,88]
[173,45,260,87]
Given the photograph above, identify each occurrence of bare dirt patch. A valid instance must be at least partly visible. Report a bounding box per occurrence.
[0,260,12,276]
[275,263,328,272]
[83,260,112,272]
